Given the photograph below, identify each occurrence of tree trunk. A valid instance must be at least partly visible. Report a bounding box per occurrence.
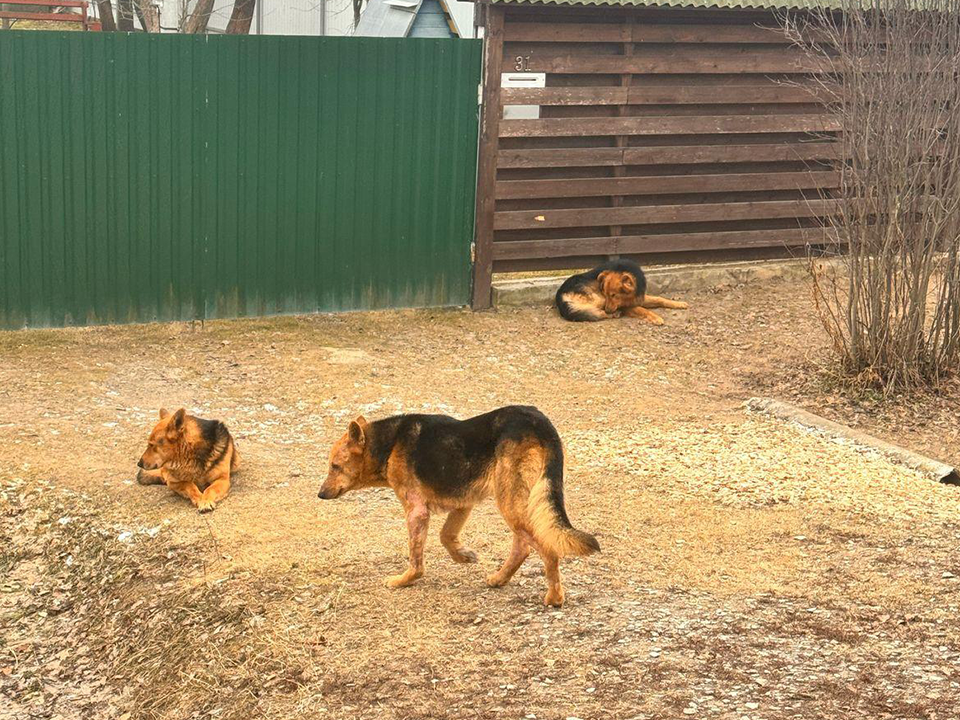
[137,1,160,32]
[96,0,117,31]
[116,0,135,30]
[226,0,256,34]
[184,0,216,33]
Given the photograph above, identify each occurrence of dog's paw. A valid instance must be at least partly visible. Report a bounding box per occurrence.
[675,301,689,310]
[647,316,665,326]
[451,548,478,564]
[136,469,165,486]
[543,587,565,607]
[197,500,216,513]
[485,572,508,588]
[385,572,420,588]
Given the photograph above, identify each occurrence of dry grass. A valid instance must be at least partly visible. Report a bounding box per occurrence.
[2,278,960,718]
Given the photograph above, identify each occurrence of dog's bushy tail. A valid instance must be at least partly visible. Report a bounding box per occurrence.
[526,442,600,557]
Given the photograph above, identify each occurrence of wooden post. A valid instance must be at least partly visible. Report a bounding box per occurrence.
[609,18,634,259]
[471,3,505,310]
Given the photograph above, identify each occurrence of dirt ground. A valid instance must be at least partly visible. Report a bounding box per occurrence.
[3,276,960,720]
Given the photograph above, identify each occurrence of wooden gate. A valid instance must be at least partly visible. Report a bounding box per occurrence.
[472,3,839,307]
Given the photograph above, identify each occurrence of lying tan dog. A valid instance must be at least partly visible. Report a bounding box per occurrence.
[317,406,599,606]
[555,259,688,325]
[137,408,239,513]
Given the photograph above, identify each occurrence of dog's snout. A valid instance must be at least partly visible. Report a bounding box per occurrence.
[318,485,340,500]
[137,458,145,469]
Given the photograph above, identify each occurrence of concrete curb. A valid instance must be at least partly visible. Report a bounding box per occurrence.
[747,397,960,485]
[492,257,833,308]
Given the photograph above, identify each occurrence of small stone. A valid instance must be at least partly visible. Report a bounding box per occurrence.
[942,571,956,579]
[745,702,759,710]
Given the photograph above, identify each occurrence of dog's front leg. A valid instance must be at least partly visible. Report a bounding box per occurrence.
[622,304,665,326]
[167,479,204,509]
[386,501,430,588]
[136,467,166,486]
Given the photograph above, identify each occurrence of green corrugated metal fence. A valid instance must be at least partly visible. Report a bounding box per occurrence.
[0,33,481,329]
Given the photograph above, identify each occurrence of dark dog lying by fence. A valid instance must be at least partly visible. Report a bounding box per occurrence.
[317,405,599,606]
[555,259,688,325]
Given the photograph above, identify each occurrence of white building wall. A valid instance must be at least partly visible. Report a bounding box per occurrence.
[104,0,470,36]
[153,0,358,35]
[321,0,356,36]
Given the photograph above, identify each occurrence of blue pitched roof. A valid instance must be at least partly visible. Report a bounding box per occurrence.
[354,0,459,37]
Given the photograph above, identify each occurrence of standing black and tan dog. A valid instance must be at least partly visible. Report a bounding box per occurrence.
[137,408,239,513]
[556,259,688,325]
[317,405,598,606]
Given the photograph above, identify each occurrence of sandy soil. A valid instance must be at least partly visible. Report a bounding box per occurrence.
[2,277,960,720]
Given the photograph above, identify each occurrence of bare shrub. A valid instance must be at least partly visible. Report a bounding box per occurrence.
[786,0,960,391]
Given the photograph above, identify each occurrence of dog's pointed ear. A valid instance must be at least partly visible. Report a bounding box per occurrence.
[597,270,613,292]
[622,273,636,291]
[170,408,187,433]
[159,408,170,420]
[348,416,367,447]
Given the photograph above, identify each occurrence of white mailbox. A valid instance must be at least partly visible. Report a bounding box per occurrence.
[501,72,546,120]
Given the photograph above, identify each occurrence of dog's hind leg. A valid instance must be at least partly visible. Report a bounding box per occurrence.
[386,501,430,588]
[440,508,478,564]
[640,294,688,310]
[539,551,565,607]
[559,292,610,322]
[198,474,231,514]
[486,532,530,588]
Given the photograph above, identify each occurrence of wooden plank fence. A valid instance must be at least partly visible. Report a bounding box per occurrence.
[472,4,839,307]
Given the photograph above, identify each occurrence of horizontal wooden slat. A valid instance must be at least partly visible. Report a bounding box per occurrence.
[492,228,826,260]
[506,50,820,75]
[504,21,632,43]
[626,84,824,105]
[499,147,626,168]
[622,143,842,164]
[632,24,792,44]
[3,0,87,6]
[497,143,842,169]
[496,171,840,199]
[503,22,794,44]
[500,84,823,106]
[501,87,629,106]
[500,115,840,138]
[494,198,840,230]
[0,10,85,20]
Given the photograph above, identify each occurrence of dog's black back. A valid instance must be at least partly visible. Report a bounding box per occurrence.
[369,406,562,498]
[555,259,647,321]
[193,417,234,471]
